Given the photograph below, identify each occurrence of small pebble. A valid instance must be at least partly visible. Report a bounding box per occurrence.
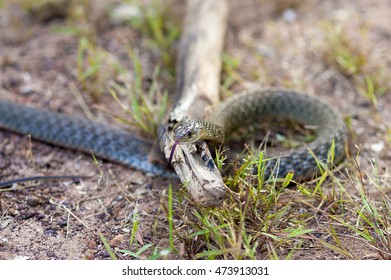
[88,240,97,250]
[109,234,124,246]
[21,85,35,95]
[110,3,142,24]
[83,250,95,260]
[44,229,58,237]
[95,251,110,259]
[282,9,297,23]
[47,251,57,258]
[4,143,15,155]
[23,210,36,220]
[8,208,16,216]
[58,220,68,227]
[36,213,45,220]
[26,196,40,207]
[370,141,384,153]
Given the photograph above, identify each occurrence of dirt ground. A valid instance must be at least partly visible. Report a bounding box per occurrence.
[0,0,390,259]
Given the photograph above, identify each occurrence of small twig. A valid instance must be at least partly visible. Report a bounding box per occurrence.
[26,134,36,169]
[159,0,228,206]
[50,199,91,230]
[68,82,95,120]
[66,212,71,240]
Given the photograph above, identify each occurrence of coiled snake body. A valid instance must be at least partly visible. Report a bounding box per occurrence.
[173,89,347,180]
[0,89,347,180]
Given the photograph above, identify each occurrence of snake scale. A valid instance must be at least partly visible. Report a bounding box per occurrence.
[0,89,347,181]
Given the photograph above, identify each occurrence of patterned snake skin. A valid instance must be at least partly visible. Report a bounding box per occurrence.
[208,89,347,180]
[0,100,172,177]
[0,89,347,180]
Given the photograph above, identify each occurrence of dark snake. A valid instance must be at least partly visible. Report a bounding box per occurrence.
[0,89,347,181]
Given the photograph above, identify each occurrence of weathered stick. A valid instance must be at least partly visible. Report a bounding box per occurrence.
[159,0,228,206]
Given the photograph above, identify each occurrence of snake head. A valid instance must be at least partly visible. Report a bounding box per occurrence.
[168,120,205,166]
[173,120,204,143]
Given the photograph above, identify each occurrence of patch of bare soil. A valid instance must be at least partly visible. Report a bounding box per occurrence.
[0,0,390,259]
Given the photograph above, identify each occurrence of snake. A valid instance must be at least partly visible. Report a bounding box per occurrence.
[0,99,174,178]
[0,88,347,181]
[172,89,347,181]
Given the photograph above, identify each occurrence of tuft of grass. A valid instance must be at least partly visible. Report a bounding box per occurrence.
[61,1,175,137]
[129,204,140,247]
[320,16,390,108]
[127,0,180,76]
[76,36,125,101]
[48,2,125,101]
[220,52,243,97]
[56,10,171,138]
[353,158,391,259]
[358,75,388,109]
[51,0,99,40]
[109,49,168,139]
[321,21,367,77]
[162,151,322,259]
[116,184,177,260]
[110,137,391,260]
[73,33,169,139]
[167,184,175,251]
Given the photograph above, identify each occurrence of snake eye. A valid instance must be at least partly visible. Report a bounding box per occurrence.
[187,130,192,137]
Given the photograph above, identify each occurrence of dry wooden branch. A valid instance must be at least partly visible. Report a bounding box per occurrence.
[159,0,228,206]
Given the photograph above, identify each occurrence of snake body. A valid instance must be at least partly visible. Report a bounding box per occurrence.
[0,89,347,181]
[0,100,172,177]
[174,89,347,180]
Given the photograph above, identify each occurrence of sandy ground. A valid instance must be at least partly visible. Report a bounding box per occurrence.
[0,0,390,259]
